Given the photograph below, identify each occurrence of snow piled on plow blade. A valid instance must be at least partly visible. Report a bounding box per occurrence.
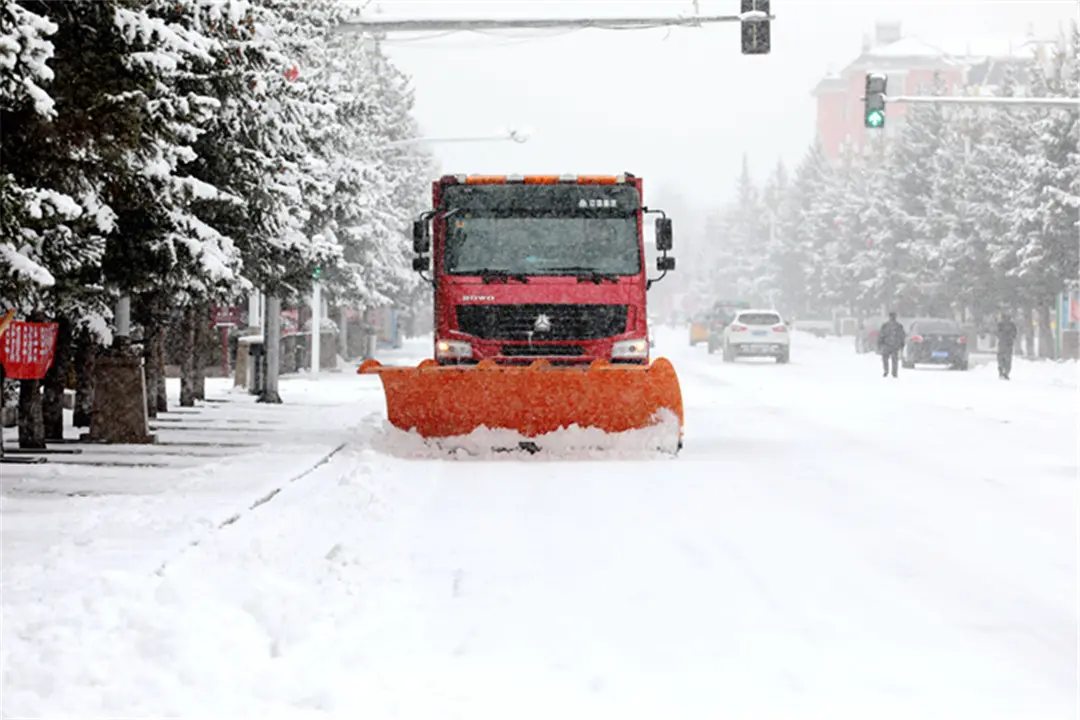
[362,408,682,461]
[358,357,684,441]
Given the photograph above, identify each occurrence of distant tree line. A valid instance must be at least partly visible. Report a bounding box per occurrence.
[0,0,434,446]
[694,23,1078,357]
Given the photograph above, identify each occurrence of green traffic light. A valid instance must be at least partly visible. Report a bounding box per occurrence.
[312,268,322,279]
[865,109,885,128]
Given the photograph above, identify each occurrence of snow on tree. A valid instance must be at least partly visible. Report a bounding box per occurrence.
[297,16,430,311]
[935,97,993,320]
[773,141,830,315]
[0,1,67,299]
[755,159,788,306]
[1021,26,1079,298]
[108,0,247,300]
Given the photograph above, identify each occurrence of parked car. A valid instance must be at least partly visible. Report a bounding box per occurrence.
[721,309,790,363]
[902,318,969,370]
[706,300,751,354]
[688,313,709,346]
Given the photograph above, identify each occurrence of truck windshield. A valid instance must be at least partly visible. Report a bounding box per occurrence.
[444,216,641,276]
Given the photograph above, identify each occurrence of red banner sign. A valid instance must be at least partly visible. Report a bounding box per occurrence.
[281,309,300,338]
[0,320,60,380]
[212,305,243,327]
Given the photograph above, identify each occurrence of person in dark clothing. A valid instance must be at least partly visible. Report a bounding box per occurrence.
[878,312,906,378]
[996,313,1018,380]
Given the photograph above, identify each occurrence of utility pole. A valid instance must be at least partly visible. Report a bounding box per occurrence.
[311,280,321,377]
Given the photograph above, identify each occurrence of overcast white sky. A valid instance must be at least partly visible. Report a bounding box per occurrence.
[360,0,1076,215]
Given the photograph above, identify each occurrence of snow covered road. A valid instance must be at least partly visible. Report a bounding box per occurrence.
[2,328,1076,718]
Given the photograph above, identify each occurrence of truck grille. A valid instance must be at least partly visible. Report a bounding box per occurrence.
[500,344,585,357]
[456,304,628,341]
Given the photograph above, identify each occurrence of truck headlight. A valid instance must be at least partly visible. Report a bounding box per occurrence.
[436,339,472,359]
[612,338,649,359]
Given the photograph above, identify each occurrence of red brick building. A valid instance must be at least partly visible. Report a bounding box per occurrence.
[812,21,1056,160]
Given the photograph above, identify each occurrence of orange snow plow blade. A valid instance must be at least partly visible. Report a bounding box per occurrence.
[358,357,683,446]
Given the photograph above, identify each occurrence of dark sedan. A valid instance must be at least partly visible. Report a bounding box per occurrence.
[902,318,969,370]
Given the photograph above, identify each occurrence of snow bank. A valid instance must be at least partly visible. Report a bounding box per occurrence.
[363,408,682,461]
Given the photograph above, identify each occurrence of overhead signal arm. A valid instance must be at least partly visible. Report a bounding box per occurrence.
[335,2,776,56]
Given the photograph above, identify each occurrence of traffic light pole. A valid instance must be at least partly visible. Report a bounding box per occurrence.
[863,69,1078,130]
[885,95,1080,109]
[335,12,767,34]
[334,2,775,55]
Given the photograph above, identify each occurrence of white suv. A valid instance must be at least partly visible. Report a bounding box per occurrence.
[721,309,790,363]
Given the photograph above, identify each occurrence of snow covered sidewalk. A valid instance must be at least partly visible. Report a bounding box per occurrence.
[2,374,373,571]
[1,371,382,692]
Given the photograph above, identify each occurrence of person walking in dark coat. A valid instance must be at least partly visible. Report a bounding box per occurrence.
[996,313,1018,380]
[878,312,906,378]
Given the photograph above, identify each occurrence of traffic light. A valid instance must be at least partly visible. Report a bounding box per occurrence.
[864,73,888,129]
[740,0,770,55]
[312,267,322,280]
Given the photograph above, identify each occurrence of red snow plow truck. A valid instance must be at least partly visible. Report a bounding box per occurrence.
[359,173,683,453]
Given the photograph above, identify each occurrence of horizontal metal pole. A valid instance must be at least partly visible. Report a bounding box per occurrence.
[333,13,767,35]
[885,94,1080,108]
[383,134,528,147]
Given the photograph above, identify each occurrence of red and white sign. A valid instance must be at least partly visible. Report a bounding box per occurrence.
[279,309,300,337]
[0,320,59,380]
[212,305,243,327]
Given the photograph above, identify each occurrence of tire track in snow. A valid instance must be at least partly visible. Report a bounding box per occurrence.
[153,441,348,577]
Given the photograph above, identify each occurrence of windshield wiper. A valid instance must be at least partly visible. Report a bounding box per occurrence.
[546,266,620,284]
[469,268,530,284]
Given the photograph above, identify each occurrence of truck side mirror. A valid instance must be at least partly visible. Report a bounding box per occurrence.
[655,218,673,251]
[412,220,430,254]
[412,256,429,272]
[657,256,675,272]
